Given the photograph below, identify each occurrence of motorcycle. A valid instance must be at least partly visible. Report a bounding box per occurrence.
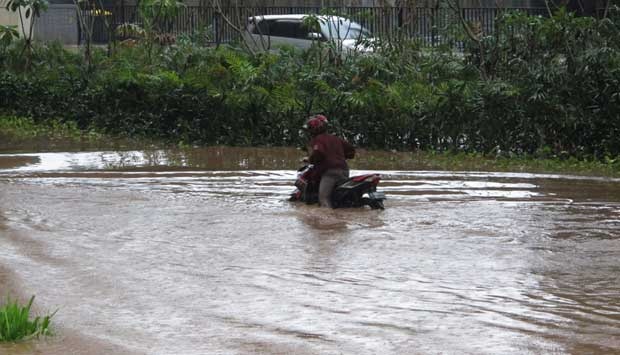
[289,164,386,209]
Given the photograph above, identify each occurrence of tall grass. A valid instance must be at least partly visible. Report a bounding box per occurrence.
[0,295,55,342]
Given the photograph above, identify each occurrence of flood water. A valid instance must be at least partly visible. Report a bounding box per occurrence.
[1,147,619,354]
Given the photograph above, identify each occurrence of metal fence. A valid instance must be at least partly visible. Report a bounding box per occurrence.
[83,5,548,45]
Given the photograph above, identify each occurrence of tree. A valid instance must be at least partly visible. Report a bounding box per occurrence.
[5,0,48,68]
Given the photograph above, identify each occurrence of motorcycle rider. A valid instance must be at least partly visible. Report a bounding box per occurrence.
[304,114,356,208]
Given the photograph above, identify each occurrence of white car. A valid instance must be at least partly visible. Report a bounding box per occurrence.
[243,14,374,54]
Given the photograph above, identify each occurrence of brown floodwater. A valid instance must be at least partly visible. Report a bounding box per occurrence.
[1,147,619,354]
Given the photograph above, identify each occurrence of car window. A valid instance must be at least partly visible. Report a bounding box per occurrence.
[251,19,272,35]
[269,20,307,39]
[320,19,371,40]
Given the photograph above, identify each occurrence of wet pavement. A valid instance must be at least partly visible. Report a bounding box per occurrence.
[1,148,619,354]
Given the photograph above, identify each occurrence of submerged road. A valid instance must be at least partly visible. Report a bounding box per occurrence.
[1,149,619,354]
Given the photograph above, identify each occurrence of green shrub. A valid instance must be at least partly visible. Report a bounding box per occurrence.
[0,9,618,158]
[0,295,55,342]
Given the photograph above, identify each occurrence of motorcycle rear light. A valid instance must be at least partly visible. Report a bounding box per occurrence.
[365,175,381,185]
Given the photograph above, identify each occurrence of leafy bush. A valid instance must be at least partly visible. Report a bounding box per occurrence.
[0,9,619,159]
[466,9,620,157]
[0,295,55,342]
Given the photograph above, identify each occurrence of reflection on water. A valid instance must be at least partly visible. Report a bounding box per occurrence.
[0,148,302,172]
[0,149,619,355]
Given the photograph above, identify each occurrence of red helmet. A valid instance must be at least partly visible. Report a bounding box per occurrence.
[305,114,328,135]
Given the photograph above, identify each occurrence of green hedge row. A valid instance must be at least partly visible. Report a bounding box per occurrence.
[1,10,619,158]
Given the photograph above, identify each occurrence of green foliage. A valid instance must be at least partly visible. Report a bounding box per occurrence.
[4,0,48,19]
[115,23,146,41]
[115,0,185,49]
[0,295,55,342]
[461,8,620,157]
[138,0,185,24]
[0,9,619,159]
[0,25,19,68]
[0,25,19,48]
[0,115,83,138]
[3,0,48,69]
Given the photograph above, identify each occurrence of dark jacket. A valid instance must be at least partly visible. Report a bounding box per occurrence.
[308,133,355,177]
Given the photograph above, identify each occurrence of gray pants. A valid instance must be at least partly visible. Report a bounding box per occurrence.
[318,168,349,208]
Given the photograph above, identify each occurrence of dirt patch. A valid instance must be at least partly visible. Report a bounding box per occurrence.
[0,231,143,355]
[0,209,23,298]
[0,332,145,355]
[0,263,143,355]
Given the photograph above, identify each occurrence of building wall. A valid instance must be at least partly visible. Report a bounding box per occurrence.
[33,4,79,45]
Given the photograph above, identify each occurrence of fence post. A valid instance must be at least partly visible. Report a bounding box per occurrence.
[76,8,82,46]
[431,7,436,46]
[215,11,220,46]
